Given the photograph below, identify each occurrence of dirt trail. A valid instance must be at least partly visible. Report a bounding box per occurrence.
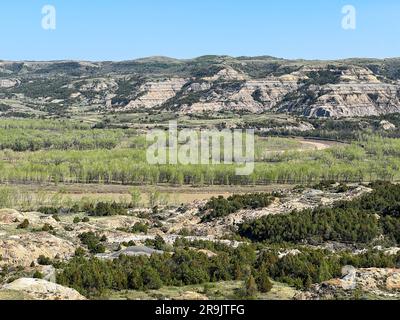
[263,138,344,157]
[297,139,338,151]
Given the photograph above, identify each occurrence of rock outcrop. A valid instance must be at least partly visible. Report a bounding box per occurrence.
[0,79,19,88]
[0,209,24,224]
[0,232,75,267]
[296,267,400,300]
[1,278,85,300]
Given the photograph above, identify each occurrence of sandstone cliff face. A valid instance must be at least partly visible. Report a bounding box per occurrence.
[180,79,300,114]
[1,56,400,118]
[289,83,400,118]
[112,64,400,117]
[274,66,400,117]
[122,78,187,111]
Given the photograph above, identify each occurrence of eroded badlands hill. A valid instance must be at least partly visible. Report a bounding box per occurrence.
[1,56,400,118]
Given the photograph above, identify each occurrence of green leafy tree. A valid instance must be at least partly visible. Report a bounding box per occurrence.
[244,275,258,298]
[153,235,166,251]
[129,187,142,208]
[148,189,161,208]
[256,267,273,293]
[141,267,162,290]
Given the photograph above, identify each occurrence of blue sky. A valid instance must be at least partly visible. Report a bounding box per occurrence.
[0,0,398,61]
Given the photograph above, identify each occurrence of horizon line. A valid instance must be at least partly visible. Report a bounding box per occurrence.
[1,55,400,63]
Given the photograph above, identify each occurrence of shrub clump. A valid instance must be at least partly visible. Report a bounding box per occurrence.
[17,219,30,229]
[78,232,106,254]
[201,193,274,222]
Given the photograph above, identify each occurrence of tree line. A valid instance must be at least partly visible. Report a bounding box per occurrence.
[57,245,259,297]
[56,240,400,297]
[1,144,400,185]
